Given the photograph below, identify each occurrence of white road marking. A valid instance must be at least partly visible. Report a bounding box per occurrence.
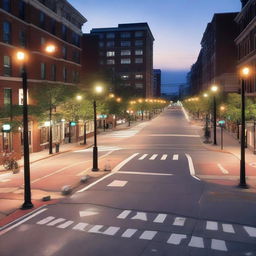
[217,164,229,174]
[139,154,148,160]
[37,216,55,225]
[75,146,121,152]
[88,225,120,236]
[57,221,74,229]
[88,225,103,233]
[0,179,11,182]
[173,217,186,226]
[117,210,131,219]
[149,134,200,137]
[185,153,200,181]
[153,214,167,223]
[77,153,139,193]
[47,218,65,226]
[72,223,88,231]
[107,180,128,187]
[149,154,158,160]
[173,154,179,160]
[139,231,157,240]
[167,233,187,245]
[103,227,120,236]
[79,211,99,217]
[188,236,204,248]
[161,154,168,160]
[121,229,137,238]
[206,221,218,231]
[244,226,256,237]
[131,212,147,221]
[0,208,48,235]
[118,171,173,176]
[182,106,190,121]
[222,224,235,233]
[211,239,228,251]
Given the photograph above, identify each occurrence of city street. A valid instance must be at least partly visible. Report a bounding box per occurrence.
[0,106,256,255]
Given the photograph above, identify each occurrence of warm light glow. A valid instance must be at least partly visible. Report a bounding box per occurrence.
[203,93,208,98]
[116,97,122,103]
[16,51,25,61]
[76,95,82,101]
[220,106,226,111]
[109,93,115,98]
[45,44,56,53]
[241,67,250,77]
[211,85,218,92]
[138,99,143,103]
[95,85,103,94]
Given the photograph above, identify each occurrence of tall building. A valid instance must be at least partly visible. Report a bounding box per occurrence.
[85,23,154,98]
[0,0,86,154]
[153,69,161,97]
[235,0,256,96]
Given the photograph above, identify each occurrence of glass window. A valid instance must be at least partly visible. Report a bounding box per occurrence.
[99,42,104,48]
[19,0,26,19]
[120,32,131,38]
[135,83,143,89]
[4,88,12,105]
[51,64,56,81]
[41,37,45,46]
[123,82,131,87]
[41,63,46,80]
[3,56,11,76]
[107,59,115,65]
[121,58,131,64]
[135,40,143,46]
[3,21,11,44]
[106,41,115,47]
[121,50,131,56]
[106,33,115,39]
[106,51,115,57]
[63,67,67,82]
[120,74,129,80]
[50,19,56,35]
[72,32,80,47]
[135,74,143,79]
[39,12,45,28]
[135,50,143,55]
[135,58,143,64]
[62,24,67,41]
[2,0,10,12]
[98,34,104,39]
[62,46,67,59]
[121,41,131,47]
[19,31,26,47]
[135,31,144,37]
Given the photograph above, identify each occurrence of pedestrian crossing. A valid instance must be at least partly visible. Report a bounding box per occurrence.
[136,153,180,161]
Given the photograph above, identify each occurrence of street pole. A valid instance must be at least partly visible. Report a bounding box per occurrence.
[21,65,33,210]
[92,99,99,171]
[254,120,256,154]
[49,104,53,154]
[213,95,217,145]
[83,121,87,145]
[239,78,247,188]
[221,125,223,150]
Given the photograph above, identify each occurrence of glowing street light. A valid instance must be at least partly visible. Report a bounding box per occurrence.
[45,44,56,54]
[211,85,219,145]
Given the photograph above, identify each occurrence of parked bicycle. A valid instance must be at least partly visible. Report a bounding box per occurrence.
[0,151,20,173]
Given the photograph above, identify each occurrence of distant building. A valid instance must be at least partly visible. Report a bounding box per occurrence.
[84,23,155,98]
[153,69,161,97]
[235,0,256,96]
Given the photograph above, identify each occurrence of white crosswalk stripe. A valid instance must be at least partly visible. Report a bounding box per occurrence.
[137,153,180,161]
[161,154,168,160]
[139,154,148,160]
[149,154,158,160]
[173,154,179,160]
[222,224,235,233]
[206,221,218,231]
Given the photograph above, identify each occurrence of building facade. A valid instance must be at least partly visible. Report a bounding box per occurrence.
[0,0,86,155]
[86,23,154,98]
[153,69,161,97]
[235,0,256,96]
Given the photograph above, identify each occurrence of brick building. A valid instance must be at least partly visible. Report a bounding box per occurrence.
[0,0,86,155]
[83,23,154,98]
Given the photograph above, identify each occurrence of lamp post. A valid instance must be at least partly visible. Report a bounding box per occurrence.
[239,67,250,188]
[92,85,103,172]
[203,93,211,143]
[211,85,218,145]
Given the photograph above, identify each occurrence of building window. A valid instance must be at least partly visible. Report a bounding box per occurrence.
[62,24,67,41]
[120,74,130,80]
[135,83,143,89]
[107,59,115,65]
[135,58,143,64]
[99,60,104,65]
[135,31,144,37]
[106,51,115,57]
[3,56,11,76]
[41,37,45,46]
[3,21,11,44]
[62,46,67,59]
[2,0,10,12]
[19,31,26,47]
[39,12,45,29]
[121,41,131,47]
[41,63,46,80]
[72,32,80,47]
[135,50,143,55]
[72,51,80,63]
[98,34,104,39]
[123,82,131,87]
[121,50,131,56]
[135,40,143,46]
[106,41,115,47]
[4,88,12,105]
[106,33,115,39]
[63,67,67,82]
[19,0,26,19]
[135,74,143,79]
[121,58,131,64]
[120,32,131,38]
[50,19,56,35]
[99,42,104,48]
[51,64,56,81]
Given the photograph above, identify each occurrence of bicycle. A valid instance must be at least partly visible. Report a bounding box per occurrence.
[1,151,20,173]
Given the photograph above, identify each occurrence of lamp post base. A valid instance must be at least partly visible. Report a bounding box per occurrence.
[21,202,34,210]
[238,182,249,189]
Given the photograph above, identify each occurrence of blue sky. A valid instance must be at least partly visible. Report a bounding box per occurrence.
[69,0,241,83]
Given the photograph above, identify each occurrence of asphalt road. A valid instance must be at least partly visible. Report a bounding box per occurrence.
[1,107,256,256]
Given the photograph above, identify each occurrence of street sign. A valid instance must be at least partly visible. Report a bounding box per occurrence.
[2,124,11,132]
[219,120,225,125]
[70,121,76,126]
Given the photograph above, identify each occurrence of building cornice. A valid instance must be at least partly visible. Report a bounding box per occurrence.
[237,53,256,67]
[235,0,254,22]
[235,17,256,43]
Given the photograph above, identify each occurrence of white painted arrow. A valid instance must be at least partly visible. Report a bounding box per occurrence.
[79,211,99,217]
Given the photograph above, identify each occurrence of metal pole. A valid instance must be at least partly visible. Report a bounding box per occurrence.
[83,121,87,145]
[92,99,98,171]
[221,126,223,150]
[49,104,53,154]
[239,79,247,188]
[213,95,217,145]
[254,120,256,154]
[21,66,33,210]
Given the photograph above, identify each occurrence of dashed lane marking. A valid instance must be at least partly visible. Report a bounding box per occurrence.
[149,134,200,137]
[118,171,173,176]
[185,153,200,181]
[217,163,229,174]
[107,180,128,187]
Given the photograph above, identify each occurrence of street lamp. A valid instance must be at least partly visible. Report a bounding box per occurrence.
[239,67,250,188]
[203,93,211,143]
[92,85,103,172]
[211,85,218,145]
[16,51,33,209]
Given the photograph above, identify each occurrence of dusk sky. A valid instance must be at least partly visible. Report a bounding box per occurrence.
[69,0,241,84]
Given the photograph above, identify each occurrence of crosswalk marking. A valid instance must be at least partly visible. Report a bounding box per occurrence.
[149,154,158,160]
[131,212,147,221]
[206,221,218,231]
[161,154,168,160]
[72,223,88,231]
[121,229,137,238]
[103,227,120,236]
[57,221,74,229]
[47,218,65,226]
[188,236,204,248]
[88,225,104,233]
[222,224,235,233]
[37,216,55,225]
[167,234,187,245]
[153,214,167,223]
[139,231,157,240]
[173,154,179,160]
[244,226,256,237]
[211,239,227,251]
[117,210,131,219]
[107,180,128,187]
[139,154,148,160]
[173,217,186,226]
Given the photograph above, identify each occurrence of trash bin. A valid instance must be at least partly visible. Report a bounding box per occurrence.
[55,143,60,153]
